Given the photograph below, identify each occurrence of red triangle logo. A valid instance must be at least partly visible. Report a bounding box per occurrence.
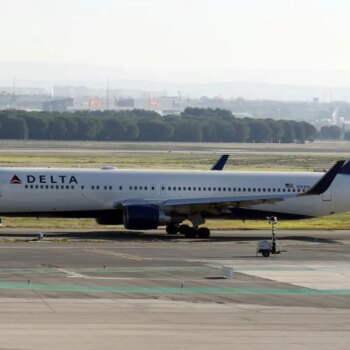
[10,175,22,184]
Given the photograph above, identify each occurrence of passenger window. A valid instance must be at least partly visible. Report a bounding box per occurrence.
[119,186,122,190]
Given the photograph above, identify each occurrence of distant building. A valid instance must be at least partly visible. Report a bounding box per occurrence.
[42,98,73,112]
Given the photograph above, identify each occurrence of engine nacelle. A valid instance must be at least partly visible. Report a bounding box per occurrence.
[123,205,173,230]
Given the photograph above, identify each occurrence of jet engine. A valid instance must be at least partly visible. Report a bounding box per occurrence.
[123,205,176,230]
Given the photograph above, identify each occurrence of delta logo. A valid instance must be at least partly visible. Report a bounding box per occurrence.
[10,175,22,185]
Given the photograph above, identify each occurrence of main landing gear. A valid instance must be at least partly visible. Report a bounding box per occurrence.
[165,223,211,238]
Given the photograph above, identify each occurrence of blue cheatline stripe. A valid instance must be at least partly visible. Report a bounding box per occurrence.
[0,281,349,295]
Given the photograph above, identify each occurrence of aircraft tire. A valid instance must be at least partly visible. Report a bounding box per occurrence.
[197,227,210,238]
[261,250,271,258]
[166,224,179,235]
[179,225,196,238]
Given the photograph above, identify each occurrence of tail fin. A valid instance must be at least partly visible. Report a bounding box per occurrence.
[305,160,345,195]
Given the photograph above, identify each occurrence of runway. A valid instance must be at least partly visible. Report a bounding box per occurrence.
[0,229,349,349]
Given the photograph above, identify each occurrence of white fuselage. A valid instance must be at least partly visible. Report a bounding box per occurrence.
[0,167,349,219]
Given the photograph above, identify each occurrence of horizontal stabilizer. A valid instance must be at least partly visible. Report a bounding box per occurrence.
[211,154,229,171]
[305,160,345,195]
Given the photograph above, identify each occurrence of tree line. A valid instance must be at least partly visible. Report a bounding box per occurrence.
[0,108,319,143]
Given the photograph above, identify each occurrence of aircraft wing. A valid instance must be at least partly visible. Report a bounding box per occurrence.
[161,160,344,212]
[115,160,344,214]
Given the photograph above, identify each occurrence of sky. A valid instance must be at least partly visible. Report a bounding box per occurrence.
[1,0,350,85]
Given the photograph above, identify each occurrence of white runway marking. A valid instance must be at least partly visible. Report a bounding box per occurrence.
[56,268,87,278]
[85,248,152,261]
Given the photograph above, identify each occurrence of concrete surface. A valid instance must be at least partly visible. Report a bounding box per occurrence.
[0,229,348,349]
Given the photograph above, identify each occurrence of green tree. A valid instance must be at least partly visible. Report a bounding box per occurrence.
[0,116,28,139]
[320,125,342,140]
[48,118,68,140]
[215,121,235,142]
[248,120,272,142]
[138,120,173,141]
[25,116,49,140]
[280,121,295,143]
[173,120,203,142]
[232,121,250,142]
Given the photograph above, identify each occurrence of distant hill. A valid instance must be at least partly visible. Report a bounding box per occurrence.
[1,61,350,101]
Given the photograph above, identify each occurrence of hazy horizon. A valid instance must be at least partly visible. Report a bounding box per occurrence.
[2,0,350,97]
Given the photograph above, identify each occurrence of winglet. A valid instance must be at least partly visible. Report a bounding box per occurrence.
[211,154,229,171]
[339,160,350,174]
[304,160,345,195]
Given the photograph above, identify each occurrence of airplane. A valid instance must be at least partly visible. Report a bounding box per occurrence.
[0,155,348,238]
